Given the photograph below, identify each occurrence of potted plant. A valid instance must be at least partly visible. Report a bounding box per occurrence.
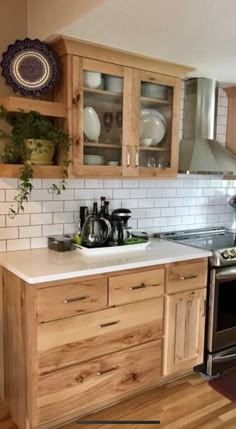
[0,107,71,217]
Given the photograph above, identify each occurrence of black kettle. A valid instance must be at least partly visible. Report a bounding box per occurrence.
[81,202,111,248]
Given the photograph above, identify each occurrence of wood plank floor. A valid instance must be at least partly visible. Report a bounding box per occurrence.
[1,374,236,429]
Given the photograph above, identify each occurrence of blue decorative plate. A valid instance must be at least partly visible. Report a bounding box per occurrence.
[1,38,60,97]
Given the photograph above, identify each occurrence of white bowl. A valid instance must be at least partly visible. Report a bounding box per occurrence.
[84,154,105,165]
[104,76,123,93]
[83,71,102,89]
[107,160,119,166]
[140,138,153,147]
[141,83,167,99]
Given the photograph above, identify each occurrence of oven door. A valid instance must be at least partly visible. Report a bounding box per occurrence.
[208,267,236,353]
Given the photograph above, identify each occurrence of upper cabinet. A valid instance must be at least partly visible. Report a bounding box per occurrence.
[0,37,192,179]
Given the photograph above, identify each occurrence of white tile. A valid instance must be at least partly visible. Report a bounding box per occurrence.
[130,189,146,199]
[19,225,42,238]
[43,224,63,236]
[146,189,161,198]
[161,207,176,217]
[42,178,60,190]
[145,208,161,217]
[113,189,130,199]
[31,237,48,249]
[0,179,17,189]
[43,201,63,213]
[64,223,77,234]
[31,189,53,201]
[122,179,139,188]
[188,206,202,215]
[161,189,176,198]
[104,179,122,188]
[0,203,17,215]
[169,198,183,207]
[176,188,190,197]
[0,241,6,252]
[5,189,20,202]
[109,200,122,210]
[131,209,146,218]
[121,199,138,209]
[152,217,168,227]
[138,199,155,208]
[53,189,75,200]
[53,212,74,224]
[217,115,227,126]
[7,214,30,227]
[207,214,221,223]
[31,213,52,225]
[23,202,42,214]
[182,216,195,225]
[0,190,5,201]
[64,200,80,212]
[31,179,42,189]
[7,239,30,251]
[189,188,203,197]
[183,179,198,187]
[139,180,154,188]
[94,189,113,199]
[182,197,196,206]
[154,180,169,188]
[154,199,169,207]
[66,179,85,188]
[138,218,153,229]
[176,207,189,215]
[168,216,182,226]
[75,189,95,200]
[85,179,103,188]
[169,179,183,188]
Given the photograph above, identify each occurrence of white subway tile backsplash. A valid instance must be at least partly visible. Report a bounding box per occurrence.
[7,239,30,252]
[0,84,233,252]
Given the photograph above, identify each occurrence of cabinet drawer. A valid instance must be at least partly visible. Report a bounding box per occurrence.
[38,297,163,375]
[166,259,207,294]
[38,339,162,424]
[109,268,164,306]
[37,278,108,322]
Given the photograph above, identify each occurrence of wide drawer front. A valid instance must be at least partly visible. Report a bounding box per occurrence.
[38,297,163,375]
[37,278,108,322]
[109,268,164,306]
[38,339,162,424]
[166,259,207,294]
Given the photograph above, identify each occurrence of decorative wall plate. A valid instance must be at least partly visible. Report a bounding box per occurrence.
[1,38,60,97]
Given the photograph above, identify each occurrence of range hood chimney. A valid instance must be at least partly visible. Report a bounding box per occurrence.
[178,77,236,175]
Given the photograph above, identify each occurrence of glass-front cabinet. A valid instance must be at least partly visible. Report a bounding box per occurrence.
[71,57,181,178]
[131,70,180,177]
[72,58,132,177]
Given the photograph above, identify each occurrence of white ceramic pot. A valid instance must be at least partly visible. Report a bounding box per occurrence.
[104,76,123,93]
[83,71,102,89]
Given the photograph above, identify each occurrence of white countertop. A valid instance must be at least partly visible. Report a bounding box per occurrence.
[0,238,211,284]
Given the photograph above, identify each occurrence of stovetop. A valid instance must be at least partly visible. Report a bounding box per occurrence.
[159,227,236,267]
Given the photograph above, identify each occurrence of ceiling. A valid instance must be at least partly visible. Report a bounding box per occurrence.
[60,0,236,84]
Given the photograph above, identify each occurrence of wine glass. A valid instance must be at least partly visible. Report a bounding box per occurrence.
[103,112,113,144]
[116,111,122,144]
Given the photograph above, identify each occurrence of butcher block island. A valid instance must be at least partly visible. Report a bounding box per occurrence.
[0,239,211,429]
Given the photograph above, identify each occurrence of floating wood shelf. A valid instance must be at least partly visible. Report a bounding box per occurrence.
[140,96,171,106]
[139,146,169,151]
[0,164,62,179]
[0,97,67,118]
[84,142,121,149]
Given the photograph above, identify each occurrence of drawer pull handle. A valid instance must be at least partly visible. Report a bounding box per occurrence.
[129,282,160,290]
[97,366,119,376]
[63,295,89,303]
[179,275,198,281]
[97,320,120,328]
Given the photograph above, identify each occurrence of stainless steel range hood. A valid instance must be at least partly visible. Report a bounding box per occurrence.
[178,78,236,175]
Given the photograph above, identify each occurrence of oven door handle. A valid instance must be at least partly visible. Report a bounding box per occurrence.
[215,266,236,281]
[213,346,236,363]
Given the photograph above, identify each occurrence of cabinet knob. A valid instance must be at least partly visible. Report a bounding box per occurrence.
[72,93,80,104]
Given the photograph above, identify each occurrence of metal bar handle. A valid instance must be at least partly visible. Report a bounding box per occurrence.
[127,145,131,167]
[97,366,119,376]
[63,295,89,303]
[97,320,120,328]
[179,275,198,281]
[135,146,139,167]
[129,282,160,290]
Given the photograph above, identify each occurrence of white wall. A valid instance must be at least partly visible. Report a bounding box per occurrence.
[0,85,234,252]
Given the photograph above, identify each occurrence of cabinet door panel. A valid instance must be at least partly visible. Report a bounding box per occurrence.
[38,340,162,424]
[163,288,206,376]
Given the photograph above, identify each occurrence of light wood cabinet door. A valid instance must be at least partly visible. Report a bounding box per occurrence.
[166,259,208,294]
[131,69,181,178]
[71,57,133,177]
[163,288,206,376]
[38,340,162,424]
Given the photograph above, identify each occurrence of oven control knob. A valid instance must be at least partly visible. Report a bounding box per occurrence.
[229,248,236,258]
[221,250,230,259]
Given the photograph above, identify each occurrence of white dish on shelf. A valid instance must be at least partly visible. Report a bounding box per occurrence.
[83,106,101,141]
[104,76,123,93]
[140,109,166,145]
[84,154,105,165]
[141,82,167,99]
[107,160,119,166]
[83,71,102,88]
[140,138,153,147]
[74,240,150,256]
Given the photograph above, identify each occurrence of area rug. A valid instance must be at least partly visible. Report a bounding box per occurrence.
[209,370,236,402]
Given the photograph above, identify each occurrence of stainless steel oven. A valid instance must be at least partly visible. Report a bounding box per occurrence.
[207,267,236,375]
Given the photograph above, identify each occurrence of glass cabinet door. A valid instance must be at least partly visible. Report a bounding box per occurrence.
[132,70,180,177]
[72,58,132,176]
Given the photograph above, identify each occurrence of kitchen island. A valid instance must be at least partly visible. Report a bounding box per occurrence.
[0,238,211,429]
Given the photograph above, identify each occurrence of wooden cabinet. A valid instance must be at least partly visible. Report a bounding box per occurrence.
[163,259,207,376]
[2,258,208,429]
[50,37,192,179]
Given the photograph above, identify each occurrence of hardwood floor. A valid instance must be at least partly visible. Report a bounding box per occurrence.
[1,374,236,429]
